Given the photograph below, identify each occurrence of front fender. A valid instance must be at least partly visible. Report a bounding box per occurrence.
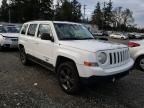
[53,46,97,67]
[54,48,80,65]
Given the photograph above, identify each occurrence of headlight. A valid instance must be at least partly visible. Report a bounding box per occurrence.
[3,37,9,40]
[3,37,6,40]
[98,52,107,64]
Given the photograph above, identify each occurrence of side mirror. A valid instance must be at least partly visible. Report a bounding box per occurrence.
[40,33,54,42]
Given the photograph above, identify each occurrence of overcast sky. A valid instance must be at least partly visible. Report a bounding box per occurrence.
[53,0,144,28]
[78,0,144,28]
[0,0,144,28]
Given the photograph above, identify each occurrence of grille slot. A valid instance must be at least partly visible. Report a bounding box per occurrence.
[108,49,129,65]
[109,53,112,64]
[114,53,116,64]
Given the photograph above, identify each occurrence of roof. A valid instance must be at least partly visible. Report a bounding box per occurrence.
[24,20,82,25]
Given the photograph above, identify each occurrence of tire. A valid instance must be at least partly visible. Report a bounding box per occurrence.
[136,56,144,71]
[57,61,80,94]
[121,37,124,40]
[0,46,4,51]
[19,47,30,65]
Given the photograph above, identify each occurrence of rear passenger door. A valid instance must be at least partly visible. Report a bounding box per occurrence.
[34,24,54,65]
[20,24,29,51]
[26,24,38,56]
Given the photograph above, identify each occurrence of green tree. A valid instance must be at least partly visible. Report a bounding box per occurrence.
[0,0,53,22]
[39,0,53,20]
[0,0,9,22]
[102,0,113,30]
[55,0,72,21]
[91,2,103,29]
[71,0,81,22]
[7,0,39,22]
[55,0,81,22]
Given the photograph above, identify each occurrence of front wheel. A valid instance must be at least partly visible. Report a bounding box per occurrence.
[19,47,30,65]
[0,46,4,51]
[121,37,124,40]
[57,61,80,94]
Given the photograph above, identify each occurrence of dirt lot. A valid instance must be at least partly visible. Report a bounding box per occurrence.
[0,39,144,108]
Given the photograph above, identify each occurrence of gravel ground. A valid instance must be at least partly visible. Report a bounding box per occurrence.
[0,39,144,108]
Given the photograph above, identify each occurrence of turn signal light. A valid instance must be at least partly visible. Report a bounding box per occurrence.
[84,61,98,67]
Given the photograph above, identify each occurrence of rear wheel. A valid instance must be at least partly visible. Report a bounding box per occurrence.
[19,47,30,65]
[57,61,80,94]
[136,56,144,71]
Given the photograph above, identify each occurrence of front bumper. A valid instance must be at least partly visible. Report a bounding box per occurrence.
[80,70,129,83]
[77,58,134,78]
[1,39,18,48]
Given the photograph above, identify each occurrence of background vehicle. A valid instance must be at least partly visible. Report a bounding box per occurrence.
[0,25,19,50]
[128,33,136,39]
[141,34,144,39]
[92,31,109,37]
[15,24,22,31]
[134,33,142,39]
[92,31,103,36]
[102,31,109,36]
[110,33,128,39]
[19,21,134,94]
[128,40,144,71]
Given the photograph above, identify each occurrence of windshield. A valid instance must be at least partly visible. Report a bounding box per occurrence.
[0,26,6,33]
[54,23,94,40]
[5,26,19,33]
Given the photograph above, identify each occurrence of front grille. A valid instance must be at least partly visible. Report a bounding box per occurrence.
[109,49,129,65]
[11,39,18,41]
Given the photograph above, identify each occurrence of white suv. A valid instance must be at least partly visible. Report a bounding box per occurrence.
[18,21,134,94]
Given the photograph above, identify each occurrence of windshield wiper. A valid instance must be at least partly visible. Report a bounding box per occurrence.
[61,37,78,40]
[78,38,95,40]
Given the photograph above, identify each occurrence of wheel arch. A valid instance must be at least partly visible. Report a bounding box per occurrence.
[135,54,144,62]
[18,44,24,49]
[55,56,79,75]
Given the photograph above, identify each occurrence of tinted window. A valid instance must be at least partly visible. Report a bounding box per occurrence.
[27,24,37,36]
[37,24,52,37]
[21,24,28,34]
[6,26,19,33]
[0,26,6,33]
[54,23,94,40]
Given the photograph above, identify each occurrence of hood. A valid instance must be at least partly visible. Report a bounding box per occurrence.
[0,33,19,38]
[59,40,127,52]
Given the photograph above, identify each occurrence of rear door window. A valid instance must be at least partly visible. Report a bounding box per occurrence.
[27,24,37,36]
[21,24,28,35]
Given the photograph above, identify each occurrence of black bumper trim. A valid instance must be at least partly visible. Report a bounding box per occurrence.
[80,71,129,84]
[3,44,10,48]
